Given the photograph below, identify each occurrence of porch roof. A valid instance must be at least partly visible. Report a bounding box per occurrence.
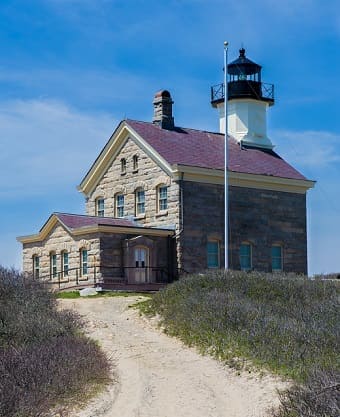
[56,213,137,229]
[17,213,175,244]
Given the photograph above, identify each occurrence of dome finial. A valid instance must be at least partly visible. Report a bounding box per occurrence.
[239,47,246,57]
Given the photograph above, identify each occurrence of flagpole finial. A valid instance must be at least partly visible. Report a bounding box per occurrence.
[224,41,229,47]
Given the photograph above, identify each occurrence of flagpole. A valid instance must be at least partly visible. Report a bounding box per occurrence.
[224,41,229,270]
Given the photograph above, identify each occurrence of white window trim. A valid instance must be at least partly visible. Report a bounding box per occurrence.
[50,252,57,279]
[95,197,105,217]
[157,185,168,213]
[121,158,127,175]
[135,188,145,215]
[80,248,88,277]
[115,194,125,217]
[61,251,69,277]
[33,255,40,279]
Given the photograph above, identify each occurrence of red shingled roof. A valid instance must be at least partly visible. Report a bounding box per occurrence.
[126,119,306,180]
[55,213,136,230]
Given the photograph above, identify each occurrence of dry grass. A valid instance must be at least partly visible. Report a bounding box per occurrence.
[145,270,339,416]
[0,266,111,417]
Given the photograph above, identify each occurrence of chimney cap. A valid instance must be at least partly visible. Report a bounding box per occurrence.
[154,90,171,99]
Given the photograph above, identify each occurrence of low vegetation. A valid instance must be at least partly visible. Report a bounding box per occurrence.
[145,270,339,417]
[0,266,111,417]
[56,290,152,299]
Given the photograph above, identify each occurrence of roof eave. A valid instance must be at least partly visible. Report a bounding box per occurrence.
[172,164,316,193]
[78,120,174,197]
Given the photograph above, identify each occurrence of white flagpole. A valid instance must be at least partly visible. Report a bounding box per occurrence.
[224,41,229,271]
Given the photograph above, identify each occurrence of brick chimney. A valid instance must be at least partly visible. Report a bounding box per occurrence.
[153,90,174,130]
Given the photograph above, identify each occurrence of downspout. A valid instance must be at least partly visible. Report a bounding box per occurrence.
[172,172,184,276]
[174,172,184,238]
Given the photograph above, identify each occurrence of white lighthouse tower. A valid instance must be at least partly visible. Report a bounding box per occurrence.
[211,48,275,149]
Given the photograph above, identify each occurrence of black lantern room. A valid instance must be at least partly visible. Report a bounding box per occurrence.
[211,48,274,107]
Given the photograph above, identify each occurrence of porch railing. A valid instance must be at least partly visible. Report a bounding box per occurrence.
[32,264,173,289]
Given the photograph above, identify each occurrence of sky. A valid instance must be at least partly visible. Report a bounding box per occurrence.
[0,0,339,275]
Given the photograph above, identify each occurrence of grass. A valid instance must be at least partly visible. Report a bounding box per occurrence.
[56,290,152,299]
[140,270,339,417]
[0,266,112,417]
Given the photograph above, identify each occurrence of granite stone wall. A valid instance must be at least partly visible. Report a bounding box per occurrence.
[85,137,180,230]
[180,182,308,274]
[22,224,100,281]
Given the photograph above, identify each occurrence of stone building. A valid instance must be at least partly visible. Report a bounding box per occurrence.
[18,49,315,288]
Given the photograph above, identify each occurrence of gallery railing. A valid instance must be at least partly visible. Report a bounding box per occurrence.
[211,81,274,103]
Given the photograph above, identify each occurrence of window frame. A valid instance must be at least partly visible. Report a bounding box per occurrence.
[61,250,69,277]
[95,197,105,217]
[271,244,283,272]
[207,240,220,268]
[157,185,168,212]
[80,248,88,277]
[32,255,40,279]
[120,158,127,174]
[240,242,252,271]
[50,252,57,279]
[133,155,139,172]
[135,188,145,215]
[115,194,125,217]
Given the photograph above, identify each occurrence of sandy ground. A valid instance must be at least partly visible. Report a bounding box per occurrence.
[59,296,287,417]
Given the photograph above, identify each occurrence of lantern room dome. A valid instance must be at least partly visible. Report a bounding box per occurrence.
[228,48,261,76]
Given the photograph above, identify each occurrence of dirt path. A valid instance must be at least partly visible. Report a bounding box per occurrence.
[60,296,286,417]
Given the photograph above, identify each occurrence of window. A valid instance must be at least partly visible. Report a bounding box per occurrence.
[50,252,57,278]
[80,249,88,276]
[157,185,168,211]
[61,251,69,277]
[121,158,126,174]
[207,241,219,268]
[133,155,139,171]
[272,245,283,272]
[240,243,252,271]
[115,194,124,217]
[96,198,104,217]
[32,255,40,278]
[135,189,145,215]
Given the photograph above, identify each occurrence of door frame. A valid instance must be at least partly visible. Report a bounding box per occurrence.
[134,246,149,283]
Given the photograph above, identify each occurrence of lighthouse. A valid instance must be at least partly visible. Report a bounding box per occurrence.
[211,48,274,149]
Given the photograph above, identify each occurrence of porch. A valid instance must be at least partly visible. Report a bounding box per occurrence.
[34,264,175,292]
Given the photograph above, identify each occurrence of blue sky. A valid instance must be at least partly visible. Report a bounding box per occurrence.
[0,0,339,275]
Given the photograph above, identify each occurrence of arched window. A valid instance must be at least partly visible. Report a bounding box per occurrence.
[240,243,252,271]
[115,194,124,217]
[271,245,283,272]
[32,255,40,279]
[95,197,105,217]
[157,185,168,212]
[120,158,126,174]
[133,155,139,172]
[61,250,69,277]
[50,252,57,278]
[135,188,145,215]
[80,248,88,276]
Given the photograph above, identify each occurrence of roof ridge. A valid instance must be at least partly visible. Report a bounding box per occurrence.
[55,212,118,219]
[126,118,224,136]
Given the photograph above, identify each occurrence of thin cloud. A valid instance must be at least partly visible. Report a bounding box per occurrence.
[274,129,340,169]
[0,99,115,198]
